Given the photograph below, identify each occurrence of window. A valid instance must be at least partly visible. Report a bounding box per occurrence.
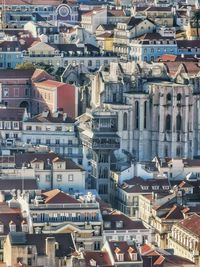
[88,60,92,67]
[3,88,9,97]
[25,88,29,96]
[36,126,42,131]
[46,139,50,145]
[55,126,62,131]
[57,174,62,181]
[35,164,40,169]
[123,112,127,130]
[68,174,74,181]
[68,148,72,155]
[176,114,181,131]
[177,93,182,102]
[135,101,139,129]
[13,122,19,128]
[176,146,181,157]
[55,139,60,145]
[68,140,72,145]
[27,247,32,254]
[165,115,171,131]
[26,126,32,131]
[164,145,168,157]
[166,93,171,102]
[14,88,19,97]
[96,60,100,68]
[36,139,41,144]
[46,175,51,181]
[27,258,32,266]
[144,101,147,129]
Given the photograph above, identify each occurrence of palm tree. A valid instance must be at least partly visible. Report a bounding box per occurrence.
[193,9,200,38]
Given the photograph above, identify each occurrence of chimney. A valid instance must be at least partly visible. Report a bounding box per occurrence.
[45,237,56,267]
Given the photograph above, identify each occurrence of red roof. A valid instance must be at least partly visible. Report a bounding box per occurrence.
[42,189,79,204]
[178,213,200,237]
[84,251,113,267]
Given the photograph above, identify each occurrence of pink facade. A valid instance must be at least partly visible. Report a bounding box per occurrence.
[0,69,76,118]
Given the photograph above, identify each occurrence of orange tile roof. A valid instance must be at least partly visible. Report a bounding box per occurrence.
[178,213,200,237]
[82,8,104,17]
[34,80,66,88]
[153,255,165,265]
[42,189,79,204]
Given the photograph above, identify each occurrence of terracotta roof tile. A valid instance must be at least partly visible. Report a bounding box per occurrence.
[178,213,200,237]
[84,251,113,267]
[42,189,79,204]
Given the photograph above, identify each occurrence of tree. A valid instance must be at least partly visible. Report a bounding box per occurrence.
[15,62,36,70]
[193,9,200,38]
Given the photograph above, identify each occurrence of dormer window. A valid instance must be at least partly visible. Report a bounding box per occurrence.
[35,163,40,169]
[116,221,123,229]
[141,185,149,190]
[128,247,137,261]
[104,221,111,229]
[152,186,159,190]
[21,220,28,232]
[9,221,16,232]
[116,253,124,262]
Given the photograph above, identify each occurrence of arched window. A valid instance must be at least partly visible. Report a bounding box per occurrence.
[166,93,171,103]
[176,114,181,131]
[135,101,139,129]
[165,114,171,131]
[164,145,168,157]
[177,93,182,101]
[176,146,181,157]
[123,112,128,130]
[103,167,108,178]
[144,101,147,129]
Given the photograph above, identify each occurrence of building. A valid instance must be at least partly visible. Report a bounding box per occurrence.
[0,106,27,147]
[151,203,185,249]
[0,200,28,262]
[23,41,118,71]
[81,8,107,33]
[168,213,200,266]
[22,110,82,163]
[18,190,103,251]
[24,21,59,43]
[133,6,174,27]
[0,69,52,113]
[0,40,23,69]
[89,61,199,161]
[3,232,75,267]
[102,210,152,244]
[78,107,120,202]
[103,240,143,267]
[0,0,79,28]
[14,152,85,192]
[32,79,78,117]
[129,33,177,62]
[0,152,85,192]
[113,17,156,59]
[117,176,171,217]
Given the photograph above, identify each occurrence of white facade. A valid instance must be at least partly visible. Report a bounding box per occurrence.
[22,112,81,163]
[81,9,107,33]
